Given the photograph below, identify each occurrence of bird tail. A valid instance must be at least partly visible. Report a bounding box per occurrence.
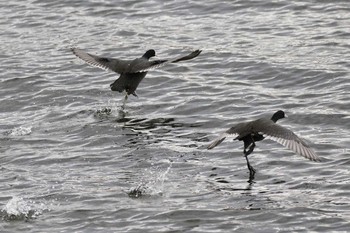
[110,79,125,93]
[110,73,145,96]
[207,136,226,149]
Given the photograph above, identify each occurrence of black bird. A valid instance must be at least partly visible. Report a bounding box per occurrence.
[207,110,320,183]
[71,48,201,100]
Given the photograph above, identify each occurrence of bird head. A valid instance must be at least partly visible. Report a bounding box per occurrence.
[143,49,156,59]
[271,110,287,123]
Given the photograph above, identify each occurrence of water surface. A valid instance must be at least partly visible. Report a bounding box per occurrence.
[1,0,350,232]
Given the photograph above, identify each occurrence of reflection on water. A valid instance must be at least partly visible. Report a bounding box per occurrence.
[121,117,176,130]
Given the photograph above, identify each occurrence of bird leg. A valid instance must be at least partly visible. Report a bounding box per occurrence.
[124,93,128,102]
[121,93,128,110]
[245,154,256,183]
[244,140,255,156]
[243,138,256,183]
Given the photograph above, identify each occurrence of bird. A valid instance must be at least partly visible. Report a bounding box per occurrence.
[207,110,320,183]
[71,47,202,102]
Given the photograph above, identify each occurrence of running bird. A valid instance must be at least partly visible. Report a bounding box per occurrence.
[71,48,201,100]
[207,110,320,183]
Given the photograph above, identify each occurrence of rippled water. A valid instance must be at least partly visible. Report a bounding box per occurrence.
[1,0,350,232]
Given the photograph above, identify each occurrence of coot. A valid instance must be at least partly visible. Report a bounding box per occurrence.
[71,48,201,99]
[207,110,320,183]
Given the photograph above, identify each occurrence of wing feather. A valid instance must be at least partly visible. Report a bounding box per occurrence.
[207,132,240,149]
[71,48,131,74]
[72,48,201,74]
[264,134,320,162]
[133,50,202,72]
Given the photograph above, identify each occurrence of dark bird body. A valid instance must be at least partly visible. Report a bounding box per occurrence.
[71,48,201,97]
[207,110,320,183]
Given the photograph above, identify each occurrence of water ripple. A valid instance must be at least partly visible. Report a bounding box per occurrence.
[1,0,350,232]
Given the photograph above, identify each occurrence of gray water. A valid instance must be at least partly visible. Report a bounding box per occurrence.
[1,0,350,232]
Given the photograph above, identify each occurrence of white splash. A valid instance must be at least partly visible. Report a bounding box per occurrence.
[8,126,32,136]
[142,161,173,196]
[3,197,31,216]
[2,196,47,220]
[130,161,173,198]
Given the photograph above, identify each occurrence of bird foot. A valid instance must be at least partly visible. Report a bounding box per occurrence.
[247,165,256,183]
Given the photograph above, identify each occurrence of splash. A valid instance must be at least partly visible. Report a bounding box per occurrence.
[96,107,112,116]
[1,196,46,221]
[94,94,128,120]
[128,162,173,198]
[7,126,32,136]
[116,94,129,119]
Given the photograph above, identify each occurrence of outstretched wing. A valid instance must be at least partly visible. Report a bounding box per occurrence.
[71,48,131,74]
[171,50,202,63]
[133,50,202,72]
[257,123,320,162]
[128,59,168,73]
[207,133,228,149]
[72,48,202,73]
[207,123,245,149]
